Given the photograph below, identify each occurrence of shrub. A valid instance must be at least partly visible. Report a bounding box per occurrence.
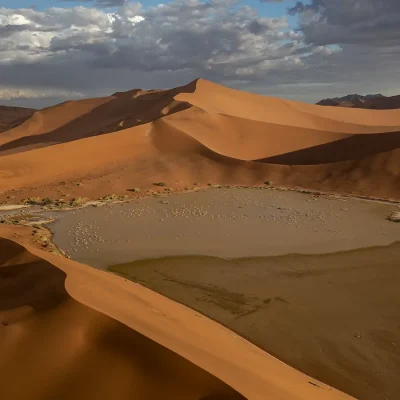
[388,211,400,222]
[42,197,54,205]
[101,194,119,202]
[70,197,88,206]
[128,188,141,193]
[22,197,42,205]
[264,181,272,185]
[153,182,166,187]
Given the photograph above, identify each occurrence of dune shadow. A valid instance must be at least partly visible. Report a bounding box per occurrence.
[258,131,400,165]
[0,238,68,311]
[0,106,36,134]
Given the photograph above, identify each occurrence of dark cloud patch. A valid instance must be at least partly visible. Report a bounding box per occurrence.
[61,0,127,8]
[0,24,31,38]
[289,0,400,46]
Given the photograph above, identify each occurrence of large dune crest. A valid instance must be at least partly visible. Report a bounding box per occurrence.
[0,232,354,400]
[0,78,399,200]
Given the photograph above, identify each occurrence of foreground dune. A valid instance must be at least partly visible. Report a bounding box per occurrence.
[0,228,353,400]
[0,79,399,201]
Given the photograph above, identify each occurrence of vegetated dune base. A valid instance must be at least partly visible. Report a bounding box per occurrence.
[0,79,399,202]
[0,227,353,400]
[109,242,400,400]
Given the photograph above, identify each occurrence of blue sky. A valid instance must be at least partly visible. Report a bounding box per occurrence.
[3,0,298,19]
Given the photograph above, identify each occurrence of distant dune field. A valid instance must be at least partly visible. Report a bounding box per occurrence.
[0,79,399,201]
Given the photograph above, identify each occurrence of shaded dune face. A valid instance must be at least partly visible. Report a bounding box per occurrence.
[0,106,36,134]
[259,131,400,165]
[0,238,245,400]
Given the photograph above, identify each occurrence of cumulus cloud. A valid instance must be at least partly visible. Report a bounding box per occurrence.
[0,87,84,100]
[284,0,400,100]
[0,0,322,102]
[0,0,399,106]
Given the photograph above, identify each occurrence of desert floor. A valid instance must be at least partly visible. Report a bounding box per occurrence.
[43,188,400,268]
[110,244,400,400]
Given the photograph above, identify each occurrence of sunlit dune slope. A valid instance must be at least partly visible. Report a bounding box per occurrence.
[0,233,353,400]
[176,79,400,127]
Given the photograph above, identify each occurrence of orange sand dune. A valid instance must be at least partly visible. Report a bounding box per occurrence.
[177,79,400,127]
[0,231,353,400]
[0,82,195,156]
[2,78,400,157]
[0,78,399,200]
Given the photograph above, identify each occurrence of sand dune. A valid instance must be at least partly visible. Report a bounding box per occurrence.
[0,231,353,400]
[0,82,195,156]
[177,79,400,127]
[0,78,399,201]
[0,105,36,134]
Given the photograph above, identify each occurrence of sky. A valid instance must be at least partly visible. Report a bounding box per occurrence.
[1,0,400,108]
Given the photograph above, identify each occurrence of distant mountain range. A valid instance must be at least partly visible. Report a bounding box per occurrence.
[316,93,400,109]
